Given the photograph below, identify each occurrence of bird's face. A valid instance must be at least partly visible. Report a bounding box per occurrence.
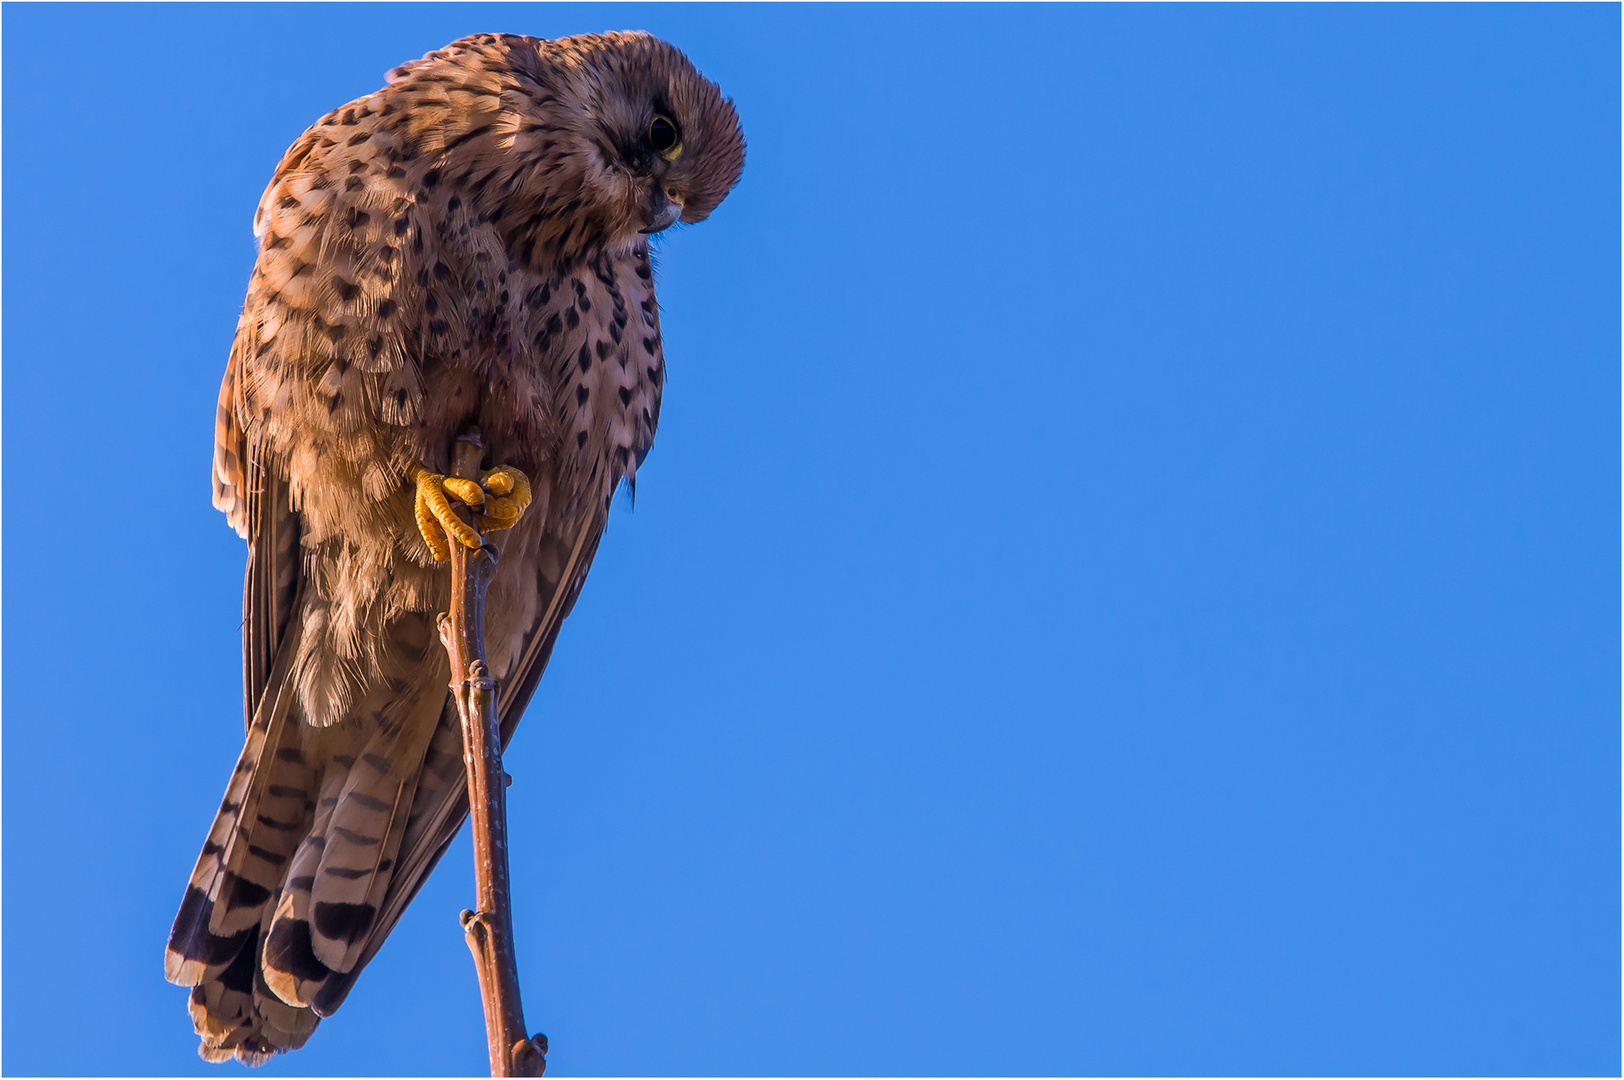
[545,33,745,245]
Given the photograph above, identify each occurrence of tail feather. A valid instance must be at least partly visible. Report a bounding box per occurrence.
[260,613,449,1007]
[169,660,321,1064]
[261,765,348,1008]
[166,636,304,987]
[211,741,313,940]
[184,901,317,1066]
[253,950,319,1051]
[266,659,447,996]
[308,750,416,975]
[186,928,259,1055]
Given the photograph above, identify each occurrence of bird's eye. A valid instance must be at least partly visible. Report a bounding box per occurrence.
[648,114,682,161]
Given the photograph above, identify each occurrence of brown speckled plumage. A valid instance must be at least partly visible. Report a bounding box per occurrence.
[165,31,743,1064]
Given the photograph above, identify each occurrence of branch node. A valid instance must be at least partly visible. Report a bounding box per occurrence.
[511,1036,548,1077]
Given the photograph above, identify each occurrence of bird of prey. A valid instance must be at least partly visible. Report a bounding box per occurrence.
[164,32,744,1064]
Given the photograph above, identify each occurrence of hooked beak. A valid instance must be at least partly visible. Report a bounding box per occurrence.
[640,189,684,234]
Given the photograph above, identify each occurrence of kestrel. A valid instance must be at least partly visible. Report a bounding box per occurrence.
[164,32,744,1064]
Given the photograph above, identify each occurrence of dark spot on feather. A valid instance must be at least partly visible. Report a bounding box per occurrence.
[322,866,372,880]
[348,792,391,813]
[169,887,214,957]
[314,901,376,945]
[331,825,380,847]
[226,874,272,909]
[245,844,287,870]
[216,929,259,993]
[265,917,333,983]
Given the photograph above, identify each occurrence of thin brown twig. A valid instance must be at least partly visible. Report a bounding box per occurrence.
[437,426,548,1078]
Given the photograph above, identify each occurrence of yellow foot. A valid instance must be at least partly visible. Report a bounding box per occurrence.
[413,464,533,562]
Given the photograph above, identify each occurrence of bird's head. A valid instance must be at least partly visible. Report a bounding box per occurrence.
[384,32,744,263]
[528,32,746,245]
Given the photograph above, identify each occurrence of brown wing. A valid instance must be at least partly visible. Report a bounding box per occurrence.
[169,346,318,1062]
[308,505,607,1015]
[214,350,305,731]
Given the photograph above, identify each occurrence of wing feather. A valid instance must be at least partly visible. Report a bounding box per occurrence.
[169,348,315,1064]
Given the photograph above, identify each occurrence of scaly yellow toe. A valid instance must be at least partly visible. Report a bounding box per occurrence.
[413,467,483,561]
[476,466,532,532]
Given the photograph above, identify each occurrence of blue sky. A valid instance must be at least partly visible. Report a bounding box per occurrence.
[3,3,1617,1076]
